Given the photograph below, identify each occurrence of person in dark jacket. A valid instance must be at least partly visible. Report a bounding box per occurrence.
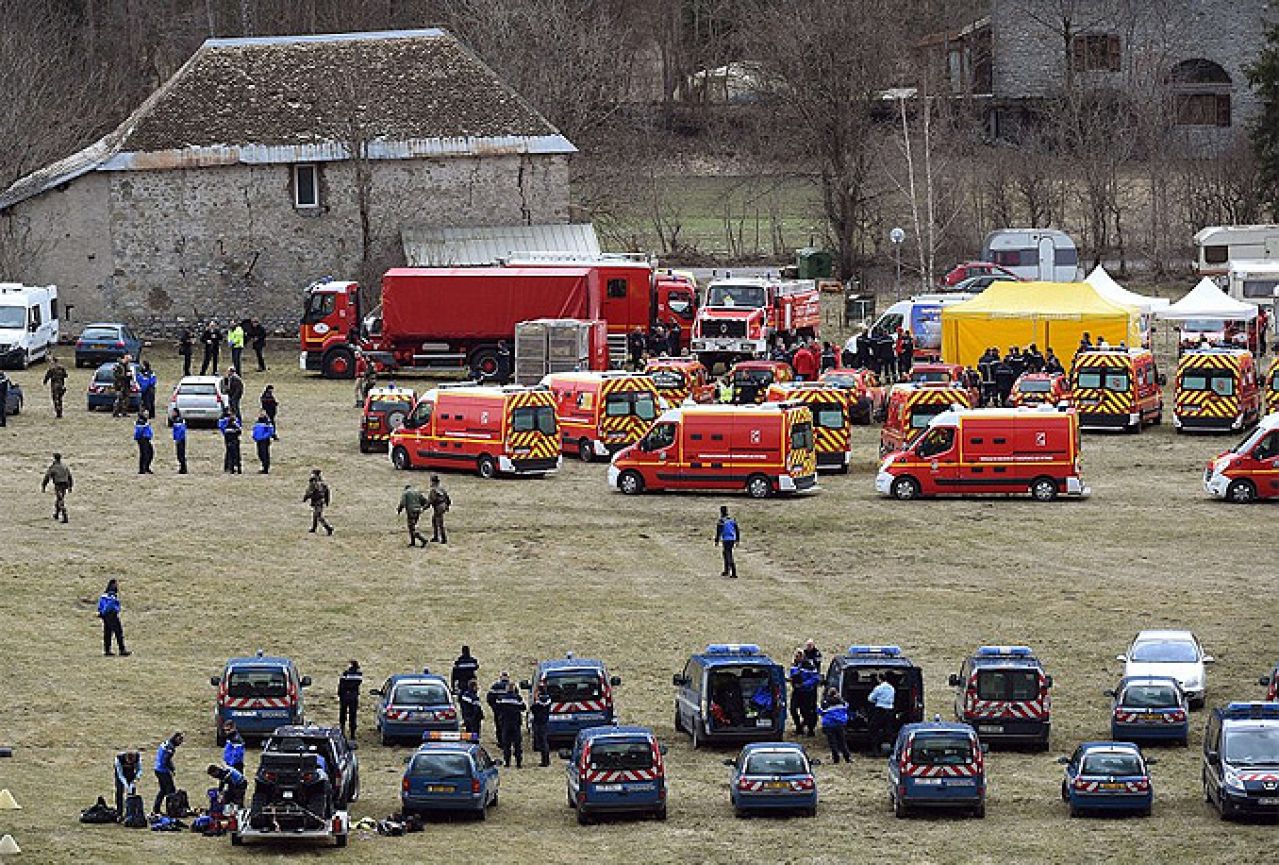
[487,672,513,749]
[875,334,897,383]
[153,731,184,815]
[493,681,526,768]
[667,321,682,357]
[207,764,248,808]
[137,361,157,419]
[714,505,739,578]
[260,385,279,426]
[993,358,1016,407]
[200,323,221,375]
[897,331,915,378]
[303,469,333,535]
[496,340,512,384]
[627,328,645,370]
[251,412,277,474]
[1044,348,1065,375]
[223,368,244,420]
[249,319,268,371]
[42,452,73,522]
[178,328,194,377]
[222,722,245,771]
[133,412,154,474]
[802,638,823,670]
[459,679,484,738]
[337,660,362,743]
[529,684,553,766]
[789,650,821,736]
[450,646,480,693]
[219,410,242,474]
[98,579,130,656]
[171,409,188,474]
[43,355,68,418]
[113,750,142,818]
[819,688,852,764]
[820,341,837,371]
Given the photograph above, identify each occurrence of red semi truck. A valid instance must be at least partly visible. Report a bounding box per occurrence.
[690,275,822,372]
[300,264,696,379]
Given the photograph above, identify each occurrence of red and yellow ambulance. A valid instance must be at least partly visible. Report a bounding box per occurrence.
[644,357,715,406]
[729,359,795,404]
[1203,413,1279,502]
[543,371,661,462]
[820,367,886,425]
[1266,357,1279,415]
[909,362,981,407]
[1173,348,1261,433]
[765,382,854,473]
[1009,373,1070,408]
[875,406,1088,501]
[1070,348,1163,431]
[388,385,560,478]
[359,384,417,453]
[608,403,817,498]
[879,383,972,456]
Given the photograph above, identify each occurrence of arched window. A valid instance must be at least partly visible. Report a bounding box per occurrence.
[1170,59,1231,127]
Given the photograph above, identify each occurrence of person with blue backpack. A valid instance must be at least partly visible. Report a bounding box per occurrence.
[251,412,278,474]
[819,688,852,764]
[153,731,184,816]
[221,722,245,772]
[133,412,154,474]
[790,649,822,736]
[714,505,739,578]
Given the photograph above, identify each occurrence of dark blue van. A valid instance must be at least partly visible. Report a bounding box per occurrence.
[673,644,786,748]
[211,652,309,742]
[520,654,621,745]
[562,725,667,825]
[888,720,986,818]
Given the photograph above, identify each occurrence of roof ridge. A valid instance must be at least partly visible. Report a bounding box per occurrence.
[201,28,447,49]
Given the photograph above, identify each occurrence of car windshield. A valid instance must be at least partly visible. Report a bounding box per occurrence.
[1019,379,1052,393]
[1181,372,1235,396]
[910,405,946,429]
[649,370,685,389]
[976,669,1039,701]
[1075,369,1129,391]
[368,398,409,413]
[391,682,450,706]
[707,285,766,308]
[511,405,557,435]
[82,326,120,340]
[543,672,603,702]
[1224,728,1279,765]
[822,374,859,388]
[227,667,288,698]
[588,740,652,771]
[734,369,774,385]
[912,371,951,383]
[0,307,24,329]
[744,751,807,775]
[1184,319,1224,333]
[409,753,472,779]
[1081,752,1143,776]
[910,735,974,766]
[1121,684,1179,708]
[1130,640,1198,663]
[813,405,844,429]
[180,383,218,396]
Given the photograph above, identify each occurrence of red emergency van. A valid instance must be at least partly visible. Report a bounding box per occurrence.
[543,371,661,462]
[765,382,854,473]
[729,359,794,404]
[1174,348,1261,433]
[389,385,560,478]
[876,406,1089,501]
[644,357,715,406]
[608,403,817,498]
[1009,373,1070,408]
[910,362,981,407]
[879,383,972,456]
[1203,413,1279,502]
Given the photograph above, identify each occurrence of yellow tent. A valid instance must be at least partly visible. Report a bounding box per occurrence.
[941,281,1140,370]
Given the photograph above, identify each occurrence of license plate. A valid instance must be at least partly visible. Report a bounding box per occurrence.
[595,783,623,792]
[298,352,307,371]
[755,719,772,728]
[978,725,1004,734]
[282,790,293,799]
[550,713,573,722]
[911,778,942,785]
[763,781,789,790]
[1259,797,1279,805]
[1100,783,1125,790]
[427,785,453,793]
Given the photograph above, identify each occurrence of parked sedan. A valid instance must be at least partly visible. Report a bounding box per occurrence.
[372,674,460,744]
[2,376,21,415]
[726,742,818,817]
[75,323,141,367]
[167,375,225,425]
[87,362,140,412]
[1059,742,1154,817]
[1107,676,1189,746]
[1118,630,1213,709]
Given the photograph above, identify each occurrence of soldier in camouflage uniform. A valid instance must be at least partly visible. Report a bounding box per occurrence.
[41,452,73,522]
[303,469,334,535]
[43,355,68,418]
[397,483,429,547]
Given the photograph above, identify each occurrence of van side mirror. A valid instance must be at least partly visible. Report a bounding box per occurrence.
[557,749,571,761]
[722,758,735,767]
[1145,757,1158,765]
[1203,655,1215,664]
[1103,689,1116,698]
[610,676,622,687]
[1055,756,1070,765]
[980,743,989,754]
[28,322,38,332]
[809,757,822,766]
[519,680,532,690]
[1261,676,1273,687]
[1115,655,1127,663]
[300,676,311,688]
[1045,675,1053,688]
[947,674,960,687]
[1206,750,1219,764]
[658,745,668,755]
[209,676,220,687]
[673,674,688,687]
[369,689,382,697]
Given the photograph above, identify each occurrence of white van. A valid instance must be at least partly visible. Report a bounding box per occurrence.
[980,229,1080,282]
[1193,225,1279,276]
[866,294,975,360]
[0,284,59,369]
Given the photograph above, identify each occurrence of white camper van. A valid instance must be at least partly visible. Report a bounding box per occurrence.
[1193,225,1279,276]
[979,229,1080,282]
[0,284,59,369]
[1224,260,1279,308]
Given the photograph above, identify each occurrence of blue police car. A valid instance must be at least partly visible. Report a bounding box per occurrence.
[674,644,787,748]
[888,720,986,818]
[401,732,500,819]
[1058,741,1154,817]
[371,673,459,745]
[1107,676,1189,746]
[211,652,310,742]
[520,654,621,745]
[950,645,1053,750]
[1202,701,1279,819]
[562,725,668,825]
[725,742,818,817]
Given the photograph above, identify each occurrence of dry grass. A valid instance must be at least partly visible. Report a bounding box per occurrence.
[0,331,1276,865]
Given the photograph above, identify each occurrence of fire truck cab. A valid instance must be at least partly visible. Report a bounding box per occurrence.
[877,406,1088,501]
[692,276,821,371]
[765,382,854,473]
[879,383,972,456]
[949,645,1053,750]
[389,385,560,478]
[1203,412,1279,502]
[543,371,661,462]
[1174,348,1262,433]
[609,403,817,498]
[820,367,886,424]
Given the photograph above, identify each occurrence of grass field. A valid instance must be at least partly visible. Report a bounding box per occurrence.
[0,332,1276,864]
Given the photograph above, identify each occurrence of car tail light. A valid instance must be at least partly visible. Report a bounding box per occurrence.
[793,777,815,791]
[737,777,752,790]
[438,708,456,721]
[1133,778,1150,792]
[1071,777,1090,790]
[471,778,481,794]
[1169,709,1186,723]
[401,777,409,792]
[263,772,277,783]
[114,341,125,348]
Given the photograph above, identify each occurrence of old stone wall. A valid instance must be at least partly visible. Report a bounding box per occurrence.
[3,151,570,332]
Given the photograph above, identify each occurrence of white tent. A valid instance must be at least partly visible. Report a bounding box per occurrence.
[1158,278,1257,321]
[1084,266,1170,313]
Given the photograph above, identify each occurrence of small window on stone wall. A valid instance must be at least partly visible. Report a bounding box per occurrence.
[294,164,320,209]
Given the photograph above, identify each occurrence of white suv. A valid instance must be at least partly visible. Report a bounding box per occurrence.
[1118,630,1213,708]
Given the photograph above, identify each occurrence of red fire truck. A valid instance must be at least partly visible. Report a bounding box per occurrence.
[300,264,694,379]
[690,275,822,371]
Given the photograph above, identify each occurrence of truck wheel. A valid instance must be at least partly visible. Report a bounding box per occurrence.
[618,470,644,496]
[578,439,594,463]
[893,793,909,819]
[576,807,593,825]
[391,446,412,471]
[230,833,243,846]
[1030,477,1059,502]
[476,454,497,479]
[359,435,372,454]
[674,708,684,733]
[322,346,356,379]
[469,347,499,380]
[972,801,985,819]
[745,474,772,499]
[1226,479,1257,503]
[890,476,921,500]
